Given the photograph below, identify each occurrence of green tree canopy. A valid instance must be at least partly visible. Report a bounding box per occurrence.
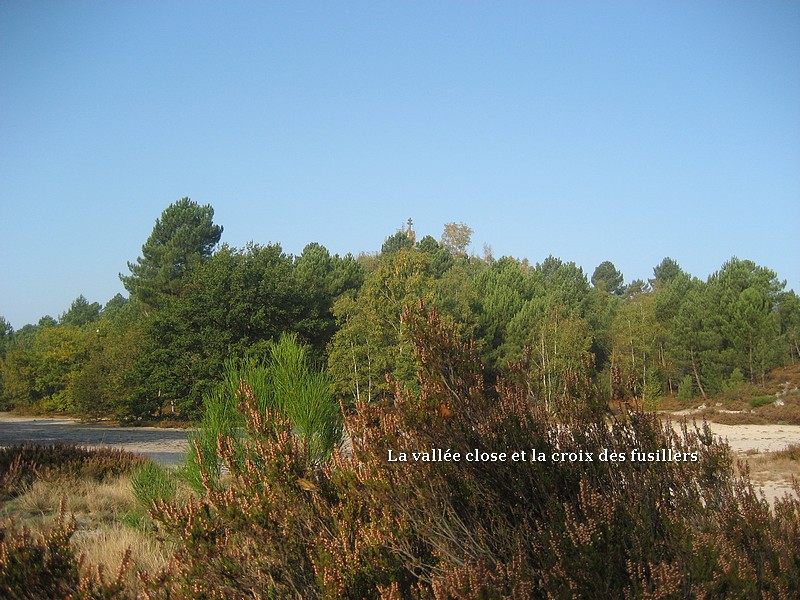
[328,248,434,402]
[651,257,684,287]
[380,231,415,255]
[59,295,101,327]
[591,260,624,295]
[0,316,12,357]
[120,198,222,307]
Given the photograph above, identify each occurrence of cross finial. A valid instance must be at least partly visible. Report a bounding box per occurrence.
[405,218,416,242]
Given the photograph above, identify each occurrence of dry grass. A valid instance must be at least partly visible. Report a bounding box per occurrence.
[1,470,175,584]
[743,444,800,487]
[13,480,57,516]
[6,475,136,522]
[72,523,174,580]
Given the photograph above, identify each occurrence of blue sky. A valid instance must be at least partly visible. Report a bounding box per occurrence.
[1,1,798,329]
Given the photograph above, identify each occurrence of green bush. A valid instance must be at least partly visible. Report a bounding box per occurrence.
[642,377,663,411]
[750,394,775,408]
[677,374,694,401]
[130,462,177,511]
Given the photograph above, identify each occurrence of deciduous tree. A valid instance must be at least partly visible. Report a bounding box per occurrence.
[440,222,473,257]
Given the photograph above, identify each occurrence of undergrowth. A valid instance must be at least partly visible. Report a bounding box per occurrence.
[0,443,147,501]
[142,302,800,598]
[0,445,151,598]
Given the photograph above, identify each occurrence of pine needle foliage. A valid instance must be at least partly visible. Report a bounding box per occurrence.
[184,333,342,490]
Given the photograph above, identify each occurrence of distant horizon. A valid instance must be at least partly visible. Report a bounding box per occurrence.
[3,2,798,329]
[3,218,794,331]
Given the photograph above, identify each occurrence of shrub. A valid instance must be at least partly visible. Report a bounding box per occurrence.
[0,501,131,599]
[723,367,747,400]
[130,462,177,512]
[677,374,694,401]
[148,303,800,598]
[642,377,663,411]
[750,394,775,408]
[0,443,147,501]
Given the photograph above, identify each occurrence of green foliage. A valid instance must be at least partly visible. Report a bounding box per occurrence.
[71,319,143,420]
[293,243,365,359]
[591,260,624,295]
[1,324,90,412]
[3,198,798,433]
[750,394,775,408]
[268,333,342,462]
[328,247,434,402]
[186,334,342,490]
[380,230,415,255]
[642,376,663,410]
[710,257,785,385]
[59,295,101,327]
[130,462,177,511]
[669,280,723,398]
[677,374,695,401]
[0,316,13,356]
[650,256,684,287]
[120,197,222,308]
[128,243,297,418]
[609,291,663,402]
[128,241,359,419]
[723,367,747,400]
[417,234,454,276]
[778,290,800,362]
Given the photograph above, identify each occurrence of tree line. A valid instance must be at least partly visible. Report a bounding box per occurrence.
[1,198,798,420]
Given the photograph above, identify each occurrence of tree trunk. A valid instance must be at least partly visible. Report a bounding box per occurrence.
[690,350,707,400]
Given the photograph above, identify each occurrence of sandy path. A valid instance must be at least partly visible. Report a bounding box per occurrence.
[0,413,191,465]
[690,422,800,454]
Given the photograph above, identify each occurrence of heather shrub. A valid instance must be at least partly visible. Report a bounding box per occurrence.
[149,303,800,598]
[0,443,147,500]
[0,501,131,599]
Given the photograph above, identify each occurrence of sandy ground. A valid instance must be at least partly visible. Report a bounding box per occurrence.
[1,412,798,504]
[0,413,190,465]
[670,416,800,504]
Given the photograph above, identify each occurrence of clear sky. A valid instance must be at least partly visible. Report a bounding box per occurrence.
[2,1,798,329]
